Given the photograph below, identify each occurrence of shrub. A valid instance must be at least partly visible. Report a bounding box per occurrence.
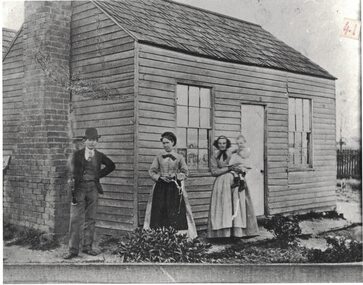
[307,235,362,263]
[115,227,210,263]
[263,215,302,247]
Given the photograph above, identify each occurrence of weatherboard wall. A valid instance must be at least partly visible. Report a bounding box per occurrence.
[3,29,23,158]
[136,44,336,228]
[70,1,136,234]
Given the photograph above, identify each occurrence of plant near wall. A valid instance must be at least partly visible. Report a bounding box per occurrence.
[33,50,116,101]
[115,227,210,263]
[5,226,59,251]
[263,215,302,247]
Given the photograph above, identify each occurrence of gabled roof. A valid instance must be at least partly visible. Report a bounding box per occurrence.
[93,0,335,80]
[2,28,17,57]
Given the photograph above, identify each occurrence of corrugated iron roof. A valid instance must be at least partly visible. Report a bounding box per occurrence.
[93,0,335,79]
[2,28,17,57]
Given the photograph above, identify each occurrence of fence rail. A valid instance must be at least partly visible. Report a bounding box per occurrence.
[337,149,361,179]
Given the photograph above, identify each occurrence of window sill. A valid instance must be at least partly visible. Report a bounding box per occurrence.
[287,167,315,173]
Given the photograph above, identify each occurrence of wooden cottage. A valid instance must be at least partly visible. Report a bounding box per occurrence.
[3,0,337,235]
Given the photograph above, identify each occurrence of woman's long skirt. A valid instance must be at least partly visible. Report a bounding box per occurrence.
[207,172,259,238]
[143,180,197,239]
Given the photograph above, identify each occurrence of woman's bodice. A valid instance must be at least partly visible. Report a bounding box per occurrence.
[149,150,188,182]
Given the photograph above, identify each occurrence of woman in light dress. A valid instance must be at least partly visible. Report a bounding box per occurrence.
[207,135,258,239]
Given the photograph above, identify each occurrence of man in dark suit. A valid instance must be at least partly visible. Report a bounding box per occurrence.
[64,128,115,259]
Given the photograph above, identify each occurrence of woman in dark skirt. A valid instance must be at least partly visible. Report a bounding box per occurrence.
[143,132,197,239]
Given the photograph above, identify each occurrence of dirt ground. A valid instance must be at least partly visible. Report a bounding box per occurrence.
[3,179,362,264]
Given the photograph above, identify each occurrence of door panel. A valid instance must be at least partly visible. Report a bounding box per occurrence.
[241,104,265,216]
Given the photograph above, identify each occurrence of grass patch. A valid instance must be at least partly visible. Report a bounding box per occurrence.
[348,180,362,192]
[207,240,309,263]
[295,211,345,221]
[307,235,362,263]
[98,235,122,253]
[3,223,17,241]
[4,224,59,251]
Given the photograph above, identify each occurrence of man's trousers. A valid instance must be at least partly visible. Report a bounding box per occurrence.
[68,181,98,254]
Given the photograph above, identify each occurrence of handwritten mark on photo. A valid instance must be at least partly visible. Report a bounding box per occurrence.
[341,18,361,40]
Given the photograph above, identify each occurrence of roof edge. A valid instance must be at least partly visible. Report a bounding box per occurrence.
[260,29,337,80]
[91,0,139,41]
[3,25,23,62]
[138,39,337,80]
[167,0,261,28]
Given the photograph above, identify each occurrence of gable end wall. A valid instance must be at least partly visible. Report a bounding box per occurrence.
[136,44,336,229]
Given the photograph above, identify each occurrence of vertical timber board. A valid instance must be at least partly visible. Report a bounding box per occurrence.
[133,41,140,229]
[71,1,136,233]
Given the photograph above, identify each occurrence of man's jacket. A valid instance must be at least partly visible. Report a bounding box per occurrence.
[70,148,115,194]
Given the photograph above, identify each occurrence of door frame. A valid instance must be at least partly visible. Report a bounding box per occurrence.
[240,101,268,217]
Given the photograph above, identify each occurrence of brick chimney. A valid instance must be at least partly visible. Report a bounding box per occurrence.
[4,1,72,234]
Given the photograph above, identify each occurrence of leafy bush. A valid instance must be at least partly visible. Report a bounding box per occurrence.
[115,227,210,263]
[263,215,302,247]
[307,235,362,263]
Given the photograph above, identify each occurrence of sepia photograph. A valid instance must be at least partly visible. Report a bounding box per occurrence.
[2,0,362,283]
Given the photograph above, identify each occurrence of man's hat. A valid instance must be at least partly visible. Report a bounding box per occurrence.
[83,128,101,140]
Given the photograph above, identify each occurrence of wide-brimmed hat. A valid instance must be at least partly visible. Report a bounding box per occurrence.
[83,128,101,140]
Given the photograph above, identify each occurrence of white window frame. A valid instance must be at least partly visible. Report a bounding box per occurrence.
[176,84,212,173]
[288,96,313,169]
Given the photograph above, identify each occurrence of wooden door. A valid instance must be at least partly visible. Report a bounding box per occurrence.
[241,104,265,216]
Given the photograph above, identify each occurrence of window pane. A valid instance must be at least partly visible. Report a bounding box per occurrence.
[289,147,295,164]
[177,105,188,127]
[177,148,187,161]
[187,149,198,170]
[176,128,187,148]
[306,132,311,164]
[303,99,311,131]
[296,99,303,131]
[189,86,199,107]
[302,132,308,164]
[200,88,211,108]
[187,128,198,148]
[288,98,296,131]
[288,132,295,147]
[200,108,211,128]
[198,129,208,148]
[176,85,188,105]
[295,132,302,164]
[189,107,200,127]
[198,149,209,169]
